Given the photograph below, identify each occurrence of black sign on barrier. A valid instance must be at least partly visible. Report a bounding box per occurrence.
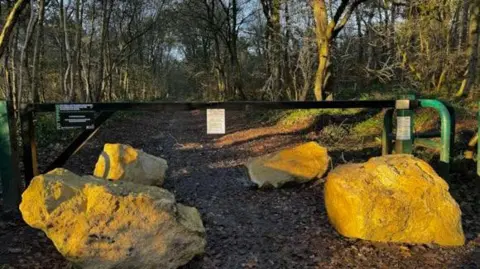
[55,104,95,130]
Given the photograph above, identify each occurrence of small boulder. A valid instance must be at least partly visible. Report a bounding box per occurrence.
[20,168,206,269]
[246,142,330,188]
[94,143,168,186]
[324,154,465,246]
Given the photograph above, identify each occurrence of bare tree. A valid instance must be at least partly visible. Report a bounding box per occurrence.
[311,0,368,100]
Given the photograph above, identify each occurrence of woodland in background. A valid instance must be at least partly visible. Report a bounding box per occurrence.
[0,0,478,106]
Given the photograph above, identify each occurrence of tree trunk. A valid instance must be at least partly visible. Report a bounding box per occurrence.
[11,30,18,107]
[0,0,28,58]
[389,4,396,52]
[284,1,293,99]
[459,0,471,50]
[75,0,84,101]
[311,0,366,100]
[31,0,45,103]
[456,0,479,97]
[230,0,246,100]
[312,0,331,101]
[366,10,375,70]
[95,0,113,101]
[60,0,74,101]
[260,0,282,99]
[4,42,12,101]
[18,0,36,105]
[314,42,330,101]
[450,0,462,49]
[84,0,96,102]
[355,8,363,63]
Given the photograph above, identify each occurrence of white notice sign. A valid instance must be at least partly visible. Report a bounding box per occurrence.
[207,109,225,134]
[396,116,411,140]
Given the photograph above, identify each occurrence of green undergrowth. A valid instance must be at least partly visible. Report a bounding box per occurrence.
[34,111,149,149]
[352,113,384,137]
[317,124,353,145]
[352,108,444,139]
[277,108,362,127]
[415,109,435,129]
[35,114,78,148]
[249,108,364,128]
[249,91,411,128]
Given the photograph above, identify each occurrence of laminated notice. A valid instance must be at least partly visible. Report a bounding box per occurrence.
[56,104,95,130]
[396,116,411,140]
[207,109,225,134]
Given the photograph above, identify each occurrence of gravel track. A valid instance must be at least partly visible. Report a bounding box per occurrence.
[0,111,479,268]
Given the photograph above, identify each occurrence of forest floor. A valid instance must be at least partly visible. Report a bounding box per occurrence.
[1,109,480,269]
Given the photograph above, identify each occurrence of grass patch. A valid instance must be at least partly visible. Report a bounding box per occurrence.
[268,91,411,128]
[276,108,362,127]
[353,113,383,137]
[413,108,439,132]
[277,109,323,127]
[352,108,442,138]
[317,124,351,144]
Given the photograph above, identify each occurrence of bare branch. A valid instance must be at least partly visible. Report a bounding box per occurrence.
[332,0,368,38]
[333,0,350,24]
[0,0,28,58]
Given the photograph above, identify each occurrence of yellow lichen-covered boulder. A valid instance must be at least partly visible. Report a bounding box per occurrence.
[94,143,168,186]
[246,142,330,188]
[20,168,206,269]
[324,154,465,246]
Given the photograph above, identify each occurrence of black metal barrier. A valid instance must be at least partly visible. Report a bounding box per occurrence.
[0,99,461,211]
[19,101,397,186]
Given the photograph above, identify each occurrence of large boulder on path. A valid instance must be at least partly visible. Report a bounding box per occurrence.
[20,168,206,269]
[246,142,330,188]
[324,154,465,246]
[94,143,168,186]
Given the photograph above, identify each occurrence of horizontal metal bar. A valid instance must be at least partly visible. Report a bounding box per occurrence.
[415,131,441,139]
[23,100,397,113]
[415,138,442,150]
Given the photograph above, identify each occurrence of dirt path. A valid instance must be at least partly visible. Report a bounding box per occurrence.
[1,111,479,268]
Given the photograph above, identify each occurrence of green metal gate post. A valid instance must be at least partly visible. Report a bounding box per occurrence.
[394,96,415,155]
[418,99,452,179]
[445,103,456,163]
[0,101,21,211]
[478,101,479,177]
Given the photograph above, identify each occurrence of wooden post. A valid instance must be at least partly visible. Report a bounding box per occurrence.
[20,108,38,186]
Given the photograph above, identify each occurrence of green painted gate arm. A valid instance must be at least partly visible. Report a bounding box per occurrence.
[419,99,452,178]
